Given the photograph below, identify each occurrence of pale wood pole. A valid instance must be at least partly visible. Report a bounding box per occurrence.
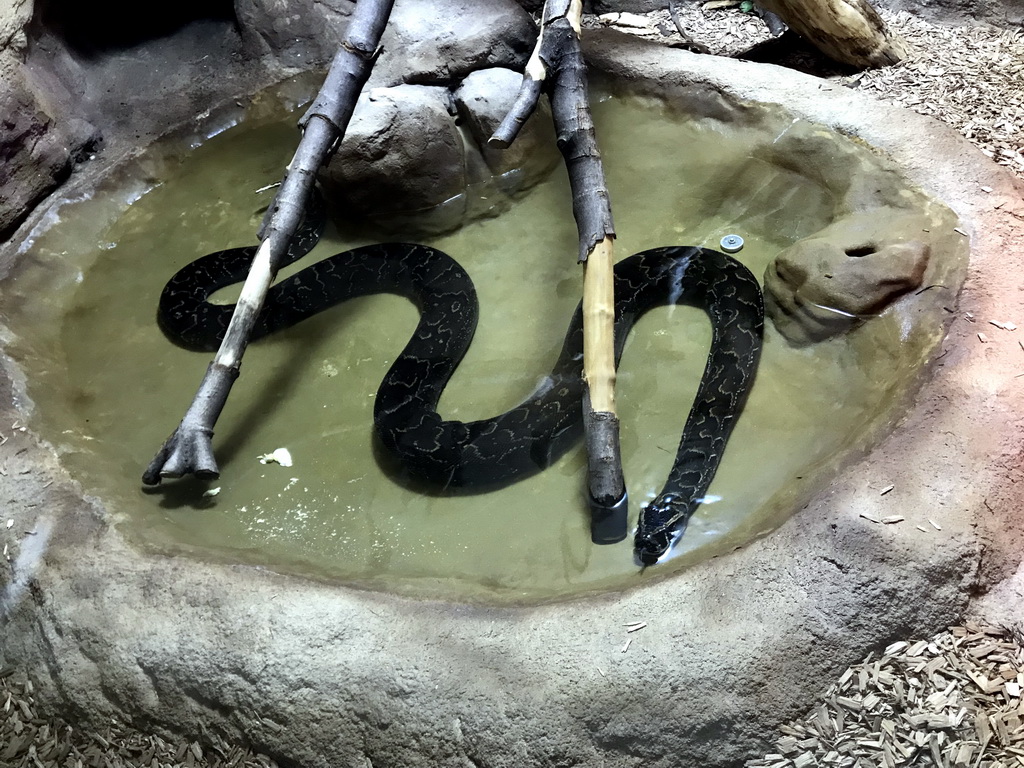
[143,0,396,485]
[491,0,627,542]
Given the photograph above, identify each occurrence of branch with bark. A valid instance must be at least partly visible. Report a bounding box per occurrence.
[491,0,627,543]
[142,0,396,485]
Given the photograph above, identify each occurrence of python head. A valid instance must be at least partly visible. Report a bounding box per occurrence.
[634,494,688,566]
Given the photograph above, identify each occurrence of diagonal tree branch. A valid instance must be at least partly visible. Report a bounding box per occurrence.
[143,0,396,486]
[490,0,627,543]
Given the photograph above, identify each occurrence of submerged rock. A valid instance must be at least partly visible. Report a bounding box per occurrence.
[320,68,558,234]
[322,83,470,230]
[765,210,933,345]
[454,67,559,193]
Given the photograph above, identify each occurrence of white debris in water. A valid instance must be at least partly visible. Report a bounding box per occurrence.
[202,487,221,498]
[258,448,293,467]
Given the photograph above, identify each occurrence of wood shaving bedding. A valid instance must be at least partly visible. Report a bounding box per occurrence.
[592,6,1024,178]
[0,667,278,768]
[746,623,1024,768]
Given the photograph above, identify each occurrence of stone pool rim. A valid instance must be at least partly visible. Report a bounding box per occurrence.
[2,33,1022,768]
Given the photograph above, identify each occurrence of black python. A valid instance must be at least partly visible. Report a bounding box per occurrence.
[157,195,764,565]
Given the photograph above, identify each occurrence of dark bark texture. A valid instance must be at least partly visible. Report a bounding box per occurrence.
[144,0,396,484]
[492,0,627,536]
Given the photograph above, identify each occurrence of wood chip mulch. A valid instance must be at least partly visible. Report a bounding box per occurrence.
[0,667,277,768]
[593,6,1024,179]
[850,11,1024,179]
[746,623,1024,768]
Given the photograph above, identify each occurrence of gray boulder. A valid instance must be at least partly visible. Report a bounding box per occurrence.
[372,0,536,86]
[764,210,933,345]
[236,0,536,84]
[453,67,559,192]
[321,84,469,230]
[321,68,559,233]
[0,80,75,239]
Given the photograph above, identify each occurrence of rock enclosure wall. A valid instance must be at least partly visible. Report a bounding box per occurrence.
[0,3,1022,768]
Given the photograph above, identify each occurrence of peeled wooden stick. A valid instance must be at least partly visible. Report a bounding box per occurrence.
[491,0,627,542]
[143,0,395,485]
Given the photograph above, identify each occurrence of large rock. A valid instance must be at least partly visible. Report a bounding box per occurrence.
[372,0,536,86]
[321,84,470,228]
[236,0,536,84]
[764,210,933,345]
[0,78,74,239]
[320,68,558,232]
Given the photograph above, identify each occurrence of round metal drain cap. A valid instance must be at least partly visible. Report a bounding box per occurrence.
[720,234,744,253]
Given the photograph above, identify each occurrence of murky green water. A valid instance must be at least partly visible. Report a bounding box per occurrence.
[0,83,944,602]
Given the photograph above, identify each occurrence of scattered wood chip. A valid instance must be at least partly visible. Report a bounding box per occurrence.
[621,638,632,653]
[0,670,280,768]
[625,622,648,633]
[880,485,895,496]
[979,332,989,343]
[930,519,943,530]
[882,515,905,524]
[747,626,1024,768]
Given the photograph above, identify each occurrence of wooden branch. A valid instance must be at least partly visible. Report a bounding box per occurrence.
[143,0,396,485]
[490,0,627,542]
[755,0,907,68]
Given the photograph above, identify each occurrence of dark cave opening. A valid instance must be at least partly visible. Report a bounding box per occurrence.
[33,0,237,55]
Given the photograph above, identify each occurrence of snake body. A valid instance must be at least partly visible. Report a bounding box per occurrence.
[158,199,763,564]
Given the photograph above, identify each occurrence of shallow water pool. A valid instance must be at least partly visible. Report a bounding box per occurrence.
[0,80,958,601]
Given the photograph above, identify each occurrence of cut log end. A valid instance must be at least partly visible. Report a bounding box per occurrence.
[584,407,627,544]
